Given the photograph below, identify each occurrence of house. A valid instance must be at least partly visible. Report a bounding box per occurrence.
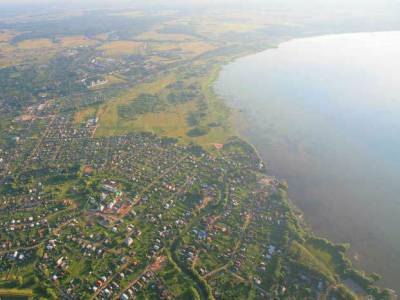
[198,230,207,240]
[57,257,64,266]
[100,192,108,202]
[107,199,117,209]
[120,294,129,300]
[103,183,118,193]
[86,117,98,128]
[125,237,133,246]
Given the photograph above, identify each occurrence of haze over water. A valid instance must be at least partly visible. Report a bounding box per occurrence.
[215,31,400,291]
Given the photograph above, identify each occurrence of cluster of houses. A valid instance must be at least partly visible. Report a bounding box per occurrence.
[0,98,342,298]
[84,78,108,89]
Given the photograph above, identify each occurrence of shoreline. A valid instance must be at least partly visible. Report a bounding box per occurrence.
[208,35,398,297]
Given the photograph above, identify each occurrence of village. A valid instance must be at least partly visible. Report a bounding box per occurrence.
[0,103,385,299]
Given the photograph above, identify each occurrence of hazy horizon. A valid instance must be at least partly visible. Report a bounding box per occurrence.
[0,0,398,10]
[1,0,399,27]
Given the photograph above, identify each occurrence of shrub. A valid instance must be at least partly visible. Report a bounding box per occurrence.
[187,127,208,137]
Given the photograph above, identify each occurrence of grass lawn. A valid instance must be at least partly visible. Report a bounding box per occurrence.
[127,100,196,137]
[76,58,234,148]
[95,74,176,136]
[74,106,98,124]
[290,241,336,282]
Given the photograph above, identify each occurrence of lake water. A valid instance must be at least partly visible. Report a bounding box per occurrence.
[215,31,400,291]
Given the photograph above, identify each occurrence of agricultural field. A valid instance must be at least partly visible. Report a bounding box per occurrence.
[98,41,144,57]
[17,38,56,50]
[135,30,196,42]
[0,30,16,42]
[150,41,216,57]
[57,35,98,47]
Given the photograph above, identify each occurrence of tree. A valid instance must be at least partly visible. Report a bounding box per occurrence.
[46,288,58,299]
[17,276,24,287]
[370,272,381,282]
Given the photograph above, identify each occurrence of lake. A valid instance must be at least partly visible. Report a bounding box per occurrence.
[215,31,400,291]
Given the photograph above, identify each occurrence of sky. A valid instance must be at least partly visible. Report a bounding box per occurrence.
[0,0,397,7]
